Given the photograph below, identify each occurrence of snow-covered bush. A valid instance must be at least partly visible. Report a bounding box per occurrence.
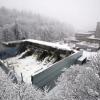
[45,52,100,100]
[0,67,45,100]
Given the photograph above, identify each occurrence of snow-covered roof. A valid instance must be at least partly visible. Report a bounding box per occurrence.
[2,39,72,51]
[77,41,99,48]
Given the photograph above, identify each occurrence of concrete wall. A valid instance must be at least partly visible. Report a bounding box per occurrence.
[32,50,82,89]
[0,44,18,59]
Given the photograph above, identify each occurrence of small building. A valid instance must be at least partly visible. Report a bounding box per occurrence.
[75,32,93,41]
[75,41,100,51]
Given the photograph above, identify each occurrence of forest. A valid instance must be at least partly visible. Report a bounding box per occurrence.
[0,7,74,43]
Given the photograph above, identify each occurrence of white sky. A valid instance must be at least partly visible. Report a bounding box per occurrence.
[0,0,100,32]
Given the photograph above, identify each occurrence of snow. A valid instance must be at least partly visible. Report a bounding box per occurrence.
[3,49,97,84]
[77,50,97,62]
[3,39,99,84]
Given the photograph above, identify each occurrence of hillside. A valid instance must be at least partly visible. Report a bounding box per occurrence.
[0,7,74,43]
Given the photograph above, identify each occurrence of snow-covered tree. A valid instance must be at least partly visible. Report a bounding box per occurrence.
[0,67,45,100]
[45,60,100,100]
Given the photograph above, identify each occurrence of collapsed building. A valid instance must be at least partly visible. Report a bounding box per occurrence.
[0,39,82,89]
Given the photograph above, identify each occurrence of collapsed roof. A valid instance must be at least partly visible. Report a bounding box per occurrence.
[2,39,72,51]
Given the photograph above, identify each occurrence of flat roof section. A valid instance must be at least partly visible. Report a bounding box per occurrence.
[2,39,72,51]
